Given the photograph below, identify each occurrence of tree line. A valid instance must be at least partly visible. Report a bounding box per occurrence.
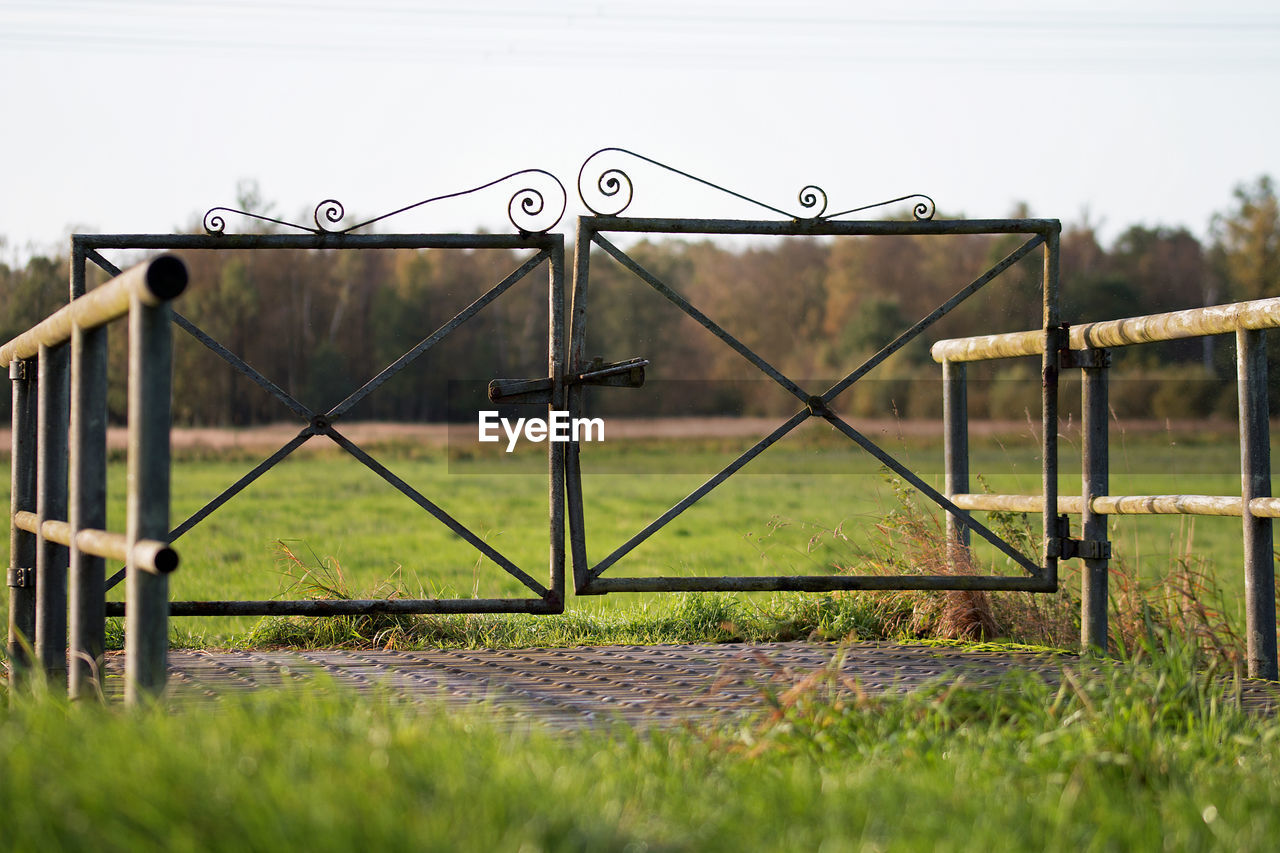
[1,176,1276,425]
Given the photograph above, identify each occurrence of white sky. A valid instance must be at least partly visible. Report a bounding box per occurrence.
[1,0,1278,257]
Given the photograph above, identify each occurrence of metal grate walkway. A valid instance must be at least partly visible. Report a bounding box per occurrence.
[99,642,1276,728]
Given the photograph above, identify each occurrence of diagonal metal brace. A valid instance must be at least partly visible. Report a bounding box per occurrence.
[489,357,647,405]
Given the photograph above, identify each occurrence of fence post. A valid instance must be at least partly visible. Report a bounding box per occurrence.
[1080,350,1110,653]
[125,294,175,704]
[1237,327,1277,680]
[8,359,38,686]
[69,319,109,700]
[943,360,970,568]
[35,342,70,683]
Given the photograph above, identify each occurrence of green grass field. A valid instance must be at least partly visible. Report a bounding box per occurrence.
[3,423,1279,850]
[2,420,1270,647]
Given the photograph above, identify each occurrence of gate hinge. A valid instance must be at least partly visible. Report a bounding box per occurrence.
[1048,514,1111,560]
[7,567,33,588]
[488,357,648,405]
[1049,538,1111,561]
[9,359,28,381]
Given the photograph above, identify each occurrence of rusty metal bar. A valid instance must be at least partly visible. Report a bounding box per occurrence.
[174,312,314,421]
[125,293,176,704]
[566,225,593,592]
[822,411,1044,578]
[77,233,551,251]
[322,425,550,597]
[591,233,809,404]
[1041,229,1061,589]
[1237,328,1277,680]
[943,361,970,570]
[164,429,315,544]
[84,252,313,427]
[822,234,1044,405]
[583,410,812,586]
[585,574,1056,594]
[69,308,108,698]
[8,357,38,685]
[547,242,567,609]
[105,597,561,617]
[584,217,1058,237]
[35,341,69,682]
[327,249,549,420]
[1081,352,1110,653]
[931,295,1280,363]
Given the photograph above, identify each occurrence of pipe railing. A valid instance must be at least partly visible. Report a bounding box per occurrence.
[5,255,187,704]
[932,296,1280,679]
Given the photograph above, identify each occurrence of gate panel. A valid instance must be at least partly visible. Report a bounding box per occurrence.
[566,150,1062,595]
[82,172,568,616]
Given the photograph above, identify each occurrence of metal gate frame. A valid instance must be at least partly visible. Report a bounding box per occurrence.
[79,172,569,617]
[565,149,1065,595]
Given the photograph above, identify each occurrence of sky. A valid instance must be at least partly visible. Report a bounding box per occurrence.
[1,0,1278,259]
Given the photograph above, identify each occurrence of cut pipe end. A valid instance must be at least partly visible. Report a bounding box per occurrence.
[144,255,188,302]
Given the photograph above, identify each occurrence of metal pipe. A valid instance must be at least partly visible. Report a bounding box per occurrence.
[582,217,1060,237]
[0,256,187,366]
[8,358,38,685]
[79,233,551,251]
[1237,328,1277,681]
[949,493,1254,516]
[105,597,561,617]
[125,296,174,704]
[547,239,567,610]
[35,342,69,682]
[942,360,970,570]
[23,521,177,574]
[1041,228,1061,591]
[931,295,1280,363]
[1081,354,1110,654]
[70,313,108,700]
[581,574,1058,594]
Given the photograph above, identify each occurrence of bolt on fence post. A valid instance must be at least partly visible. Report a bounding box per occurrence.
[8,358,38,687]
[943,360,970,569]
[1237,327,1277,680]
[125,295,174,704]
[1081,352,1110,654]
[35,342,70,685]
[69,320,108,700]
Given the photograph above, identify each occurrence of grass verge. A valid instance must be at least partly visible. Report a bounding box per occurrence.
[1,642,1277,851]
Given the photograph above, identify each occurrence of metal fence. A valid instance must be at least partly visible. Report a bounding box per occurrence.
[11,150,1276,702]
[932,297,1280,679]
[5,256,186,703]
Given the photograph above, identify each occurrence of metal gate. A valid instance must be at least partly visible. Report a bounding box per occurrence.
[80,171,570,619]
[563,149,1064,596]
[6,151,1086,700]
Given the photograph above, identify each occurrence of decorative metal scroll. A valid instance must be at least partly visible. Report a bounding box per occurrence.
[203,169,568,236]
[577,147,936,221]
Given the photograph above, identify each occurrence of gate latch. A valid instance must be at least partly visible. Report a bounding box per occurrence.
[7,567,33,588]
[1048,515,1111,561]
[488,357,648,405]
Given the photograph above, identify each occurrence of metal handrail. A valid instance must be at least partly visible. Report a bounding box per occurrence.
[932,296,1279,679]
[6,255,187,704]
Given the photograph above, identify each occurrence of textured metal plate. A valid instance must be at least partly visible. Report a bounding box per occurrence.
[97,642,1280,727]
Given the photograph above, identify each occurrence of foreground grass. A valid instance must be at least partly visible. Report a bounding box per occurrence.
[2,647,1277,851]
